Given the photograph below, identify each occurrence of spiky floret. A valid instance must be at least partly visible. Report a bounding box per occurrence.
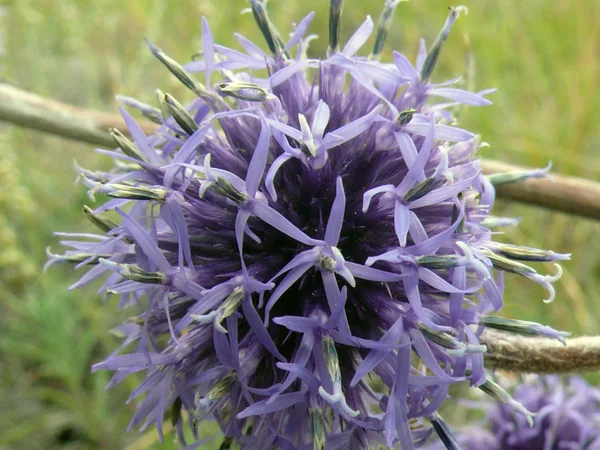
[47,2,569,449]
[425,375,600,450]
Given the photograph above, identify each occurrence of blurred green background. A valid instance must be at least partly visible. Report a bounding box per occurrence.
[1,0,599,448]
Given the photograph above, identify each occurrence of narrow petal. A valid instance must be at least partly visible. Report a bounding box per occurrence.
[265,153,293,201]
[284,12,315,51]
[237,391,306,418]
[246,115,271,198]
[428,87,493,106]
[321,105,383,149]
[117,209,171,273]
[201,17,214,87]
[346,262,406,283]
[242,295,286,362]
[324,177,346,246]
[342,16,374,57]
[311,100,331,141]
[394,201,410,247]
[350,318,405,387]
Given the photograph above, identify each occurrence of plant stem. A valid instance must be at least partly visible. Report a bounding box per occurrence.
[480,329,600,373]
[1,83,600,220]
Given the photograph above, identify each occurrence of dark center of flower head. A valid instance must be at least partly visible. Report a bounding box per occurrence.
[48,2,570,449]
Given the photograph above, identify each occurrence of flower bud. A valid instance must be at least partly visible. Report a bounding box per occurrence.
[420,6,468,81]
[216,81,269,102]
[479,315,570,344]
[328,0,344,53]
[80,175,169,202]
[109,128,146,161]
[162,93,199,135]
[83,205,119,233]
[99,259,167,284]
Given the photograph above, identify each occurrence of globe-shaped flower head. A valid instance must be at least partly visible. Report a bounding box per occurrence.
[425,376,600,450]
[48,1,570,448]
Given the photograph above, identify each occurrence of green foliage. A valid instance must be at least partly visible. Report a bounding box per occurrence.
[2,0,599,448]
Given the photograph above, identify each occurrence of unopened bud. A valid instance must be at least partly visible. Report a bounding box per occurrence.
[395,108,417,127]
[328,0,344,54]
[420,6,468,81]
[193,373,236,427]
[415,255,461,270]
[145,38,207,97]
[216,81,269,102]
[486,242,571,262]
[99,259,168,284]
[404,176,446,203]
[249,0,287,57]
[418,323,486,357]
[429,413,462,450]
[83,205,119,233]
[371,0,406,59]
[162,93,199,135]
[81,176,168,202]
[109,128,146,161]
[479,315,570,345]
[46,248,110,266]
[192,286,245,333]
[477,376,535,427]
[310,407,326,450]
[487,162,551,186]
[481,216,521,229]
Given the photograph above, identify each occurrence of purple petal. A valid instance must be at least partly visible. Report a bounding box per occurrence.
[342,16,374,57]
[394,201,410,247]
[321,105,382,149]
[324,177,346,246]
[246,115,271,198]
[393,51,418,80]
[252,201,321,246]
[345,262,406,283]
[311,100,331,141]
[116,209,171,273]
[265,153,293,201]
[237,391,306,418]
[350,318,405,387]
[284,12,315,51]
[118,106,160,164]
[201,17,214,87]
[428,87,493,106]
[242,295,286,362]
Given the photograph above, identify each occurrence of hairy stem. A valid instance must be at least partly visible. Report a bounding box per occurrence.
[481,329,600,374]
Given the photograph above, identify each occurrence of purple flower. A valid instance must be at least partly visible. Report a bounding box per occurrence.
[48,2,570,449]
[426,376,600,450]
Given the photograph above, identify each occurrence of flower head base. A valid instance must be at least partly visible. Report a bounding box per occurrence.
[48,2,570,449]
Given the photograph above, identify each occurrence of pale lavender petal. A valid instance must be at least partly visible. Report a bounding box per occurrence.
[342,16,374,57]
[394,201,410,247]
[324,177,346,246]
[345,262,406,282]
[201,17,214,87]
[350,318,404,387]
[116,209,171,272]
[284,12,315,51]
[265,153,293,201]
[428,87,493,106]
[393,51,418,80]
[237,391,306,418]
[246,115,271,198]
[311,100,331,141]
[321,105,383,149]
[242,295,286,362]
